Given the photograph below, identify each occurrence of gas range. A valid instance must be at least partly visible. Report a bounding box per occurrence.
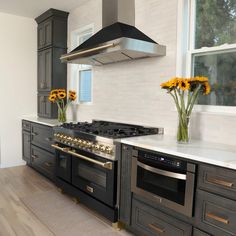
[53,120,164,160]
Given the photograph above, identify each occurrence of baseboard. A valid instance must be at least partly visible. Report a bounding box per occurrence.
[0,161,26,169]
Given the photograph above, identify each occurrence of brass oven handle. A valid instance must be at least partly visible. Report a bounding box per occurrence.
[68,150,113,170]
[207,177,234,188]
[148,224,165,234]
[60,43,116,61]
[51,144,70,153]
[206,213,229,225]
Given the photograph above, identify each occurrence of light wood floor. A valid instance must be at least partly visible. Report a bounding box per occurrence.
[0,166,130,236]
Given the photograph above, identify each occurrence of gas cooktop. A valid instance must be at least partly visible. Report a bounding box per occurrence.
[60,120,162,139]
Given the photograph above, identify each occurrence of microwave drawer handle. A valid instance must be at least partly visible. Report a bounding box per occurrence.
[137,161,186,180]
[51,144,70,153]
[68,150,112,170]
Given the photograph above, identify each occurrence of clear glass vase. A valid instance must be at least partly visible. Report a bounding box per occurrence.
[177,116,190,143]
[58,109,67,123]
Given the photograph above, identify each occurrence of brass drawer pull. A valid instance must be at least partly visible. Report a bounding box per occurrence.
[207,177,234,188]
[86,185,94,193]
[206,213,229,225]
[44,162,52,167]
[31,132,38,136]
[31,155,38,160]
[148,223,165,234]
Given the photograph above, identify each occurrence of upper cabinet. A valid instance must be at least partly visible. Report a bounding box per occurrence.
[35,9,68,118]
[35,9,68,50]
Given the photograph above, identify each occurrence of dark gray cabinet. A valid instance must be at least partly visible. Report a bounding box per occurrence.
[22,120,55,181]
[35,9,68,118]
[22,120,31,164]
[131,198,192,236]
[193,228,211,236]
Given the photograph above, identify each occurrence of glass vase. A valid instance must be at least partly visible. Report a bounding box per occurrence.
[58,109,67,123]
[177,116,190,143]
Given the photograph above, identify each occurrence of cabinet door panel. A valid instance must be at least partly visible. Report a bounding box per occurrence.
[38,51,45,90]
[44,20,52,47]
[38,24,45,49]
[22,130,31,163]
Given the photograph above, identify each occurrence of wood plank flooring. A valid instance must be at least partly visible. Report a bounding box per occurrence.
[0,166,130,236]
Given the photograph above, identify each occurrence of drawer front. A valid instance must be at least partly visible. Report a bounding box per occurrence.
[131,198,192,236]
[22,120,31,132]
[198,164,236,200]
[195,190,236,236]
[193,228,211,236]
[31,145,55,180]
[31,123,54,153]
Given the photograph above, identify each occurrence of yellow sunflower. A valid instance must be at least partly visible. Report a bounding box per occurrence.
[57,89,66,93]
[160,81,171,89]
[48,94,57,102]
[57,91,66,99]
[69,93,77,101]
[178,79,190,91]
[195,76,208,82]
[50,89,58,95]
[202,82,211,95]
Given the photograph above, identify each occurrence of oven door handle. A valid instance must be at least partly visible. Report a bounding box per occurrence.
[68,149,113,170]
[137,161,186,180]
[51,144,71,153]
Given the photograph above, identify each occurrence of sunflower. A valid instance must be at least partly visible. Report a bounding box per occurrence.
[196,76,208,82]
[69,93,77,101]
[202,82,211,95]
[168,78,178,88]
[57,89,66,93]
[178,79,190,91]
[160,81,171,89]
[57,91,66,99]
[48,94,57,102]
[50,89,58,95]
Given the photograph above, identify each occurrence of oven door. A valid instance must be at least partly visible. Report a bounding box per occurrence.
[53,144,72,183]
[70,149,117,207]
[131,156,195,217]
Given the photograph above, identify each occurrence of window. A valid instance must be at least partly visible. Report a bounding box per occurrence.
[71,25,94,103]
[186,0,236,108]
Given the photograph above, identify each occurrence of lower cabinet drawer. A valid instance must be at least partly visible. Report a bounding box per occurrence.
[31,145,55,181]
[193,228,211,236]
[195,190,236,236]
[131,198,192,236]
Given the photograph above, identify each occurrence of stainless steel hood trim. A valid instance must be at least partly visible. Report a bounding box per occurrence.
[61,37,166,65]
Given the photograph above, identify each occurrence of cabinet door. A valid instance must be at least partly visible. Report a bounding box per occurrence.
[38,24,45,49]
[22,130,31,163]
[44,20,52,48]
[38,49,52,91]
[38,93,57,119]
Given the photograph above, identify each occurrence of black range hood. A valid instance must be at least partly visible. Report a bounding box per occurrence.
[60,0,166,65]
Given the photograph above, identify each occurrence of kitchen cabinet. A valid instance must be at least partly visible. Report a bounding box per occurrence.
[193,228,211,236]
[22,120,55,181]
[35,9,68,118]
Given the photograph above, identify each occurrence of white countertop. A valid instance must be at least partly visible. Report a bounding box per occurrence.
[120,135,236,170]
[22,115,61,127]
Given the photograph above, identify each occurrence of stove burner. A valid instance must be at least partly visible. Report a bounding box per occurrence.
[61,121,160,138]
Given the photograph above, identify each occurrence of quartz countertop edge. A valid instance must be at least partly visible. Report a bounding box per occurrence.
[120,135,236,170]
[22,115,61,127]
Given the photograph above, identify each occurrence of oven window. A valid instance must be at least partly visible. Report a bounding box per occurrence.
[77,163,107,188]
[137,166,186,205]
[59,155,67,169]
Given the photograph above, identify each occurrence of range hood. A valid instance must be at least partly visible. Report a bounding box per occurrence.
[60,0,166,65]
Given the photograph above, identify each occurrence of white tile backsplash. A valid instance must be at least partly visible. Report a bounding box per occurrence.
[67,0,236,146]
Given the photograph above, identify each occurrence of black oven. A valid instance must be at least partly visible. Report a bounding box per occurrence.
[131,149,196,217]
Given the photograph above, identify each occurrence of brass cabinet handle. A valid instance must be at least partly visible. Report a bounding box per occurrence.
[31,155,38,160]
[86,185,94,193]
[31,132,38,136]
[207,177,234,188]
[68,149,113,170]
[44,162,52,167]
[148,223,165,234]
[51,144,70,153]
[206,213,229,225]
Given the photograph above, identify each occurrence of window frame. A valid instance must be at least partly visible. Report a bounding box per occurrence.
[177,0,236,114]
[70,24,94,105]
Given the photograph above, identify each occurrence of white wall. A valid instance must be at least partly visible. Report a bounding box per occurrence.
[67,0,236,146]
[0,13,37,167]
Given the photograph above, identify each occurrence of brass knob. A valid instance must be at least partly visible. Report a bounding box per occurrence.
[100,145,106,152]
[95,144,100,150]
[87,142,92,148]
[82,140,87,146]
[105,146,112,154]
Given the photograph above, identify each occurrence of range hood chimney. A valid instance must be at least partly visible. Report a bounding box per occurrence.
[60,0,166,65]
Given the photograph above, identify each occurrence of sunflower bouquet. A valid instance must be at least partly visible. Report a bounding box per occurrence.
[161,77,211,143]
[48,89,77,123]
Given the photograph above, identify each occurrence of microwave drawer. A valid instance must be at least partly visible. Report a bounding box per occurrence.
[198,164,236,200]
[131,198,192,236]
[195,190,236,236]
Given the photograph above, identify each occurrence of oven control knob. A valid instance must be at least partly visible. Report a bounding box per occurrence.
[105,146,113,154]
[82,140,87,147]
[95,144,100,150]
[87,142,92,148]
[99,145,106,152]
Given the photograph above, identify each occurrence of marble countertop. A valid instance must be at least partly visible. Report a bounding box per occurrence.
[120,135,236,170]
[22,115,61,127]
